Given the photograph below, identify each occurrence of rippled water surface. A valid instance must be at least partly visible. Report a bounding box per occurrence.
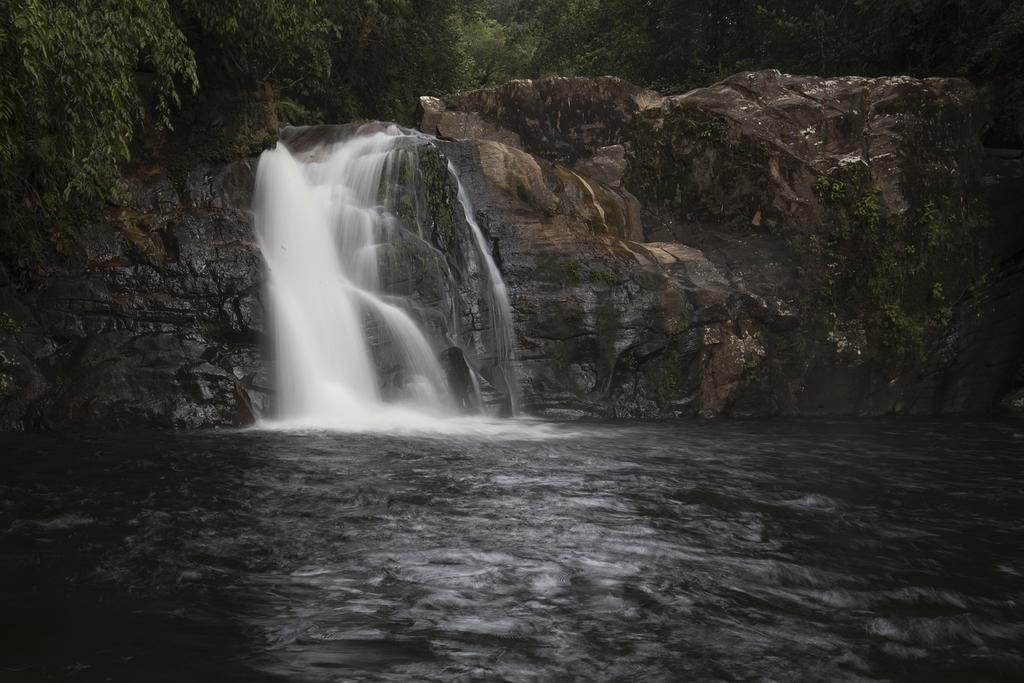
[2,419,1023,680]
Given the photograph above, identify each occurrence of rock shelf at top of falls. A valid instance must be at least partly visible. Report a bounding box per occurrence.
[0,71,1022,429]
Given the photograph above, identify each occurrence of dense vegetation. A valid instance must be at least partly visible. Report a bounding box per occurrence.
[1,0,1022,264]
[485,0,1022,145]
[498,1,1022,89]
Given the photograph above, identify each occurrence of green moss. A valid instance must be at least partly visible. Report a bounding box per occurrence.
[628,101,771,226]
[804,158,960,359]
[438,205,455,243]
[666,314,689,338]
[536,255,583,285]
[394,194,416,227]
[0,313,20,333]
[668,103,729,149]
[415,146,458,248]
[589,268,621,287]
[561,261,582,283]
[634,90,981,369]
[648,341,683,403]
[636,269,663,290]
[398,154,414,184]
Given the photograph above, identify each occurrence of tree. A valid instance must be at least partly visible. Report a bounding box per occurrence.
[171,0,329,92]
[0,0,196,259]
[459,10,536,87]
[313,0,469,123]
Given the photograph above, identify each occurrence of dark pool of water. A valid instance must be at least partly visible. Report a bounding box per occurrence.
[1,419,1023,681]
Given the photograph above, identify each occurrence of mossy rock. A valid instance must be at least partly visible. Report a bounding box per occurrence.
[415,146,459,250]
[628,101,772,229]
[536,255,583,285]
[589,268,622,287]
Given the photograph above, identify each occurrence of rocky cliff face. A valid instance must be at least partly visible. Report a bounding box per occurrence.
[0,162,268,430]
[421,71,1024,417]
[1,71,1021,428]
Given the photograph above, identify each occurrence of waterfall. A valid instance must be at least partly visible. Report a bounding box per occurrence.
[449,168,519,414]
[253,125,518,429]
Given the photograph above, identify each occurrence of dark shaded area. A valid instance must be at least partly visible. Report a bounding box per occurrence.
[0,433,283,681]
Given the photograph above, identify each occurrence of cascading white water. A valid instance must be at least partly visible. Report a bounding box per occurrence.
[254,125,518,430]
[449,168,519,414]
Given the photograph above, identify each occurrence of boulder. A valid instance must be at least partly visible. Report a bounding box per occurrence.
[424,76,659,161]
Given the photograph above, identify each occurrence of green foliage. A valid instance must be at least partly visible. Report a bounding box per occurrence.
[315,0,469,123]
[172,0,328,90]
[560,261,582,284]
[815,176,846,202]
[636,269,663,290]
[493,0,1023,123]
[809,150,982,362]
[459,9,536,88]
[0,0,476,266]
[877,302,924,357]
[276,97,316,127]
[1,0,196,263]
[973,2,1024,78]
[853,193,882,231]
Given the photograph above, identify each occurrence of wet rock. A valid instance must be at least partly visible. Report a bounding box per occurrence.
[438,346,481,413]
[0,161,267,430]
[474,139,642,242]
[434,76,661,162]
[574,144,630,188]
[624,70,1022,415]
[418,96,522,149]
[438,139,709,417]
[430,70,1024,417]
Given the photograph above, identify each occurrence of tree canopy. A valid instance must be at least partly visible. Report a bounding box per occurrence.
[1,0,1022,264]
[494,0,1022,91]
[1,0,195,257]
